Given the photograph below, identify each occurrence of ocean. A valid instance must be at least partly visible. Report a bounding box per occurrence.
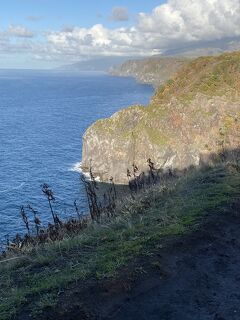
[0,70,153,246]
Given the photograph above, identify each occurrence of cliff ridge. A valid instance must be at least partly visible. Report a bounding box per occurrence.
[83,52,240,184]
[110,56,190,87]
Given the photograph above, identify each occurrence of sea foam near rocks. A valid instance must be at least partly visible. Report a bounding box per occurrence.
[69,162,100,181]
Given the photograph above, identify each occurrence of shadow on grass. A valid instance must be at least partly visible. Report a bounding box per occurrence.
[0,147,239,319]
[1,147,239,255]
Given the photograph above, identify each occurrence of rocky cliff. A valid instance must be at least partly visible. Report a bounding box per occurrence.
[82,52,240,184]
[110,57,190,87]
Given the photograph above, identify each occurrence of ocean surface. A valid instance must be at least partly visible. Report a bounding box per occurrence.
[0,70,153,246]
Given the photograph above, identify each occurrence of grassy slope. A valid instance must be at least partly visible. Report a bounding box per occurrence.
[0,164,239,319]
[90,52,240,149]
[153,51,240,103]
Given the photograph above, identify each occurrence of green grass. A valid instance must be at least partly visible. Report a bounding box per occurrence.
[0,164,239,319]
[153,51,240,103]
[87,52,240,152]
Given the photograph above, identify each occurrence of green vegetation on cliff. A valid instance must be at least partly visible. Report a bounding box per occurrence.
[153,51,240,103]
[82,52,240,183]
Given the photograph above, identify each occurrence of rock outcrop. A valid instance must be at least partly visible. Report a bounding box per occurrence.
[110,57,190,88]
[82,52,240,184]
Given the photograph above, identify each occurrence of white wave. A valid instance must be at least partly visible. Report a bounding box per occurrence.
[69,161,83,173]
[69,162,101,181]
[0,182,25,194]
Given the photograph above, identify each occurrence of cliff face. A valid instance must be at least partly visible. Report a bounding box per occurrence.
[110,57,190,87]
[82,52,240,184]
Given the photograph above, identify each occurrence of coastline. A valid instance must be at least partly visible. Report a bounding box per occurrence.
[81,52,240,184]
[0,72,153,244]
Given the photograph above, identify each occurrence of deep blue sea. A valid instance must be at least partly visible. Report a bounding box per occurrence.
[0,70,153,246]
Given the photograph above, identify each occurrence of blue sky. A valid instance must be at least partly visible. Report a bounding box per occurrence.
[0,0,239,69]
[0,0,164,30]
[0,0,165,68]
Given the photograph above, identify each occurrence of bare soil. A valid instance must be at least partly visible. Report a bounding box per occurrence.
[25,210,240,320]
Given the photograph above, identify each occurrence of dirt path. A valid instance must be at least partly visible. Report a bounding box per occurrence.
[28,211,240,320]
[98,213,240,320]
[102,212,240,320]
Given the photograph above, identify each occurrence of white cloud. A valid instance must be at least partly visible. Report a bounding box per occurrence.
[0,0,239,64]
[110,7,129,22]
[46,24,160,59]
[0,25,35,57]
[26,16,43,22]
[7,25,34,38]
[138,0,240,43]
[44,0,240,60]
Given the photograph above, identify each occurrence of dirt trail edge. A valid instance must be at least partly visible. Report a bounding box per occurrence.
[34,208,240,320]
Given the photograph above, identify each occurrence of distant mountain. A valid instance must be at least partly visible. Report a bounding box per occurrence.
[58,56,138,72]
[110,39,240,87]
[110,57,190,87]
[58,39,240,73]
[163,38,240,57]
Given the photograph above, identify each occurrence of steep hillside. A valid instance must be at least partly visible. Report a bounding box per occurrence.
[110,57,190,87]
[1,164,240,319]
[1,53,240,320]
[82,52,240,184]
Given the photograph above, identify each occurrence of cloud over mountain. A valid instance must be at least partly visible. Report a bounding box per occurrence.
[45,0,240,59]
[138,0,240,43]
[0,0,240,64]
